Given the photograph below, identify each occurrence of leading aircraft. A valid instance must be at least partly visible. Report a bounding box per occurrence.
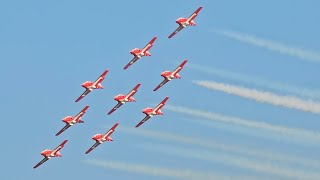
[153,60,187,91]
[85,122,119,154]
[75,69,109,102]
[33,140,68,169]
[123,36,157,70]
[107,83,141,115]
[135,97,169,128]
[168,6,203,38]
[55,105,89,136]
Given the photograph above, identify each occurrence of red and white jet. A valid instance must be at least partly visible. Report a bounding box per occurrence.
[107,83,141,115]
[135,97,169,128]
[55,105,89,136]
[168,6,203,38]
[85,122,119,154]
[75,69,109,102]
[33,140,68,169]
[153,60,188,91]
[123,36,157,70]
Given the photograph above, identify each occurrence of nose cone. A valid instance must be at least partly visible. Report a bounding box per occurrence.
[62,116,73,123]
[130,48,140,55]
[115,94,125,101]
[161,71,171,77]
[92,134,103,140]
[81,81,92,88]
[176,17,186,24]
[41,149,50,156]
[143,108,153,114]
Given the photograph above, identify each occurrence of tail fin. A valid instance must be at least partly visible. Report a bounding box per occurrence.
[79,120,84,123]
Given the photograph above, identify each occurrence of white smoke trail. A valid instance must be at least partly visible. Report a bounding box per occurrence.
[142,144,320,180]
[189,63,320,100]
[85,159,251,180]
[119,127,320,170]
[194,80,320,114]
[165,105,320,143]
[214,29,320,63]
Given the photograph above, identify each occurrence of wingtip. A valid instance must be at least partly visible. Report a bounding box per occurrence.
[135,83,142,89]
[104,69,109,73]
[61,140,68,145]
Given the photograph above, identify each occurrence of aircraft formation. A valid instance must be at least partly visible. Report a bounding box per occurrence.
[33,6,203,169]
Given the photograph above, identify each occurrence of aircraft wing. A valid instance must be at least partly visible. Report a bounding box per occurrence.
[75,89,92,102]
[141,36,157,53]
[85,142,101,154]
[153,78,170,91]
[55,124,71,136]
[172,60,188,76]
[33,157,49,169]
[153,96,169,112]
[123,56,140,70]
[73,105,90,121]
[51,140,68,155]
[93,69,109,86]
[135,115,151,128]
[107,102,123,115]
[103,122,119,139]
[168,25,184,38]
[125,83,141,99]
[187,6,203,22]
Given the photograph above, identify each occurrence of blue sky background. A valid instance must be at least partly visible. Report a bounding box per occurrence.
[1,0,320,179]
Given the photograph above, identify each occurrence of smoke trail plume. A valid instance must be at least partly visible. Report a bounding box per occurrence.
[189,63,320,100]
[193,80,320,114]
[142,144,320,180]
[166,105,320,143]
[119,127,320,169]
[214,29,320,63]
[85,159,246,180]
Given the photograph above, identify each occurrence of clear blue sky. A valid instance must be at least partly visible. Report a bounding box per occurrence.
[1,0,320,179]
